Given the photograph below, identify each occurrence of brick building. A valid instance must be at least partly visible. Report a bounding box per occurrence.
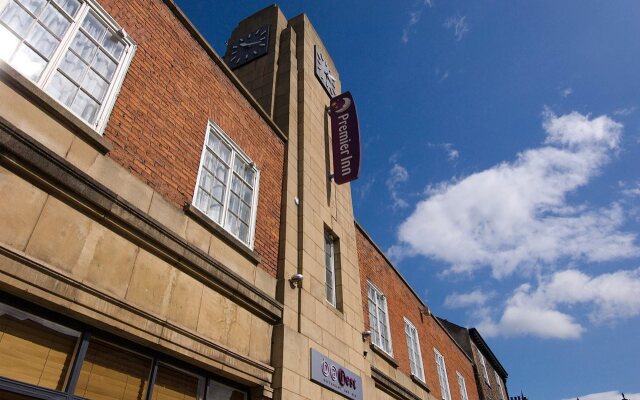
[0,1,509,400]
[439,320,510,400]
[356,223,480,400]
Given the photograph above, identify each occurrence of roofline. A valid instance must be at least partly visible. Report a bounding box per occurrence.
[354,221,474,364]
[161,1,288,144]
[469,328,508,379]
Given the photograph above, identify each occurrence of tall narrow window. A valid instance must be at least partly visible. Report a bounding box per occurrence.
[495,371,506,400]
[367,281,392,355]
[456,372,469,400]
[404,318,424,382]
[434,348,451,400]
[479,352,490,384]
[324,232,336,306]
[0,0,136,132]
[193,122,260,247]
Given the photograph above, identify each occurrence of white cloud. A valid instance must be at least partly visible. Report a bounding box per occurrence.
[560,87,573,98]
[402,0,434,44]
[387,163,410,210]
[620,181,640,198]
[613,106,636,116]
[444,290,494,308]
[478,268,640,339]
[428,142,459,161]
[563,391,640,400]
[391,110,637,277]
[444,15,470,41]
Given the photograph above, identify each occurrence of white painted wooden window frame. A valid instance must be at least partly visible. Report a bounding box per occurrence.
[480,352,490,385]
[192,121,260,249]
[0,0,136,134]
[324,231,336,307]
[495,371,506,400]
[434,348,452,400]
[403,317,425,382]
[367,281,393,356]
[456,371,469,400]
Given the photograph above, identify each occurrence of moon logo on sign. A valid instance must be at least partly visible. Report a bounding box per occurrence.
[333,97,351,113]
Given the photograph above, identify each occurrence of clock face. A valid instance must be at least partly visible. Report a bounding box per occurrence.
[315,46,337,97]
[227,25,270,69]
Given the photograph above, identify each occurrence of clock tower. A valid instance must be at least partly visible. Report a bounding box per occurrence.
[226,6,368,400]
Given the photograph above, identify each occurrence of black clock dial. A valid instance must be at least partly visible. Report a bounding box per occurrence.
[227,25,270,69]
[314,45,337,97]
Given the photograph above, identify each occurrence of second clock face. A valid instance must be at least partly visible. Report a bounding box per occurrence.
[315,46,337,97]
[228,25,270,69]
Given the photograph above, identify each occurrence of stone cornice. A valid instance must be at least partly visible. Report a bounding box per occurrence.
[0,116,283,324]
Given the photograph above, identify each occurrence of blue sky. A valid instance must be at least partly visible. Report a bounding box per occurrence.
[176,1,640,399]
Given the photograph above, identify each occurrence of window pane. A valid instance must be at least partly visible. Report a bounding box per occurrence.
[74,339,152,400]
[151,365,200,400]
[0,25,20,60]
[81,68,109,101]
[238,221,249,244]
[25,22,59,58]
[59,49,87,83]
[71,31,98,62]
[12,43,46,80]
[82,11,106,41]
[54,0,79,17]
[46,70,78,105]
[207,381,246,400]
[0,303,80,391]
[241,183,252,204]
[102,30,124,60]
[71,89,99,123]
[20,0,47,15]
[207,199,222,223]
[40,3,69,37]
[1,1,34,37]
[93,49,116,81]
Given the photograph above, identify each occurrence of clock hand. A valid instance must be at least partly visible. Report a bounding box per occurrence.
[239,41,262,47]
[326,72,337,82]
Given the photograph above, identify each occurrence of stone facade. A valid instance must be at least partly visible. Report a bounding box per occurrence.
[0,0,285,398]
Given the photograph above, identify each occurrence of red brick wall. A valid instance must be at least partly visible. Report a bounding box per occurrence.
[96,0,285,276]
[356,226,479,400]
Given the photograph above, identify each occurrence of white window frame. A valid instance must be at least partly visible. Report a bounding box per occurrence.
[403,317,425,382]
[324,231,336,307]
[456,371,469,400]
[367,281,393,356]
[0,0,136,133]
[434,348,452,400]
[192,121,260,249]
[479,352,490,385]
[495,371,506,400]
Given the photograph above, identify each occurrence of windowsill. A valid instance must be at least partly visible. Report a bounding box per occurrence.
[0,60,112,155]
[370,343,399,368]
[410,374,430,392]
[325,300,344,317]
[184,203,261,266]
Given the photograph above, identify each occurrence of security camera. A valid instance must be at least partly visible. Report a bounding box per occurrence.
[289,273,304,288]
[362,330,372,341]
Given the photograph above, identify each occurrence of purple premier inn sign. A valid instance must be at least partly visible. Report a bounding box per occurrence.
[310,349,363,400]
[330,91,361,185]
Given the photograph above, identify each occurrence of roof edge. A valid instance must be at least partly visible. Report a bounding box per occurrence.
[469,328,508,379]
[354,221,474,364]
[161,0,288,144]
